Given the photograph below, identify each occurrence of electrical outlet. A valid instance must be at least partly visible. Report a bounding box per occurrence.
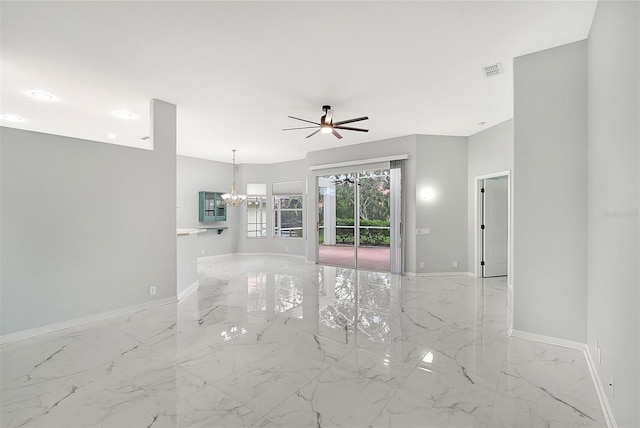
[608,374,614,397]
[452,261,458,268]
[420,261,425,268]
[149,286,157,296]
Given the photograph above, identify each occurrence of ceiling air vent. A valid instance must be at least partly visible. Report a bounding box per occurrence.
[482,62,504,77]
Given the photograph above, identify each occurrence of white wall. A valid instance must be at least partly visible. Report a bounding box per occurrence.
[0,100,177,336]
[513,41,588,342]
[239,159,307,257]
[176,155,237,257]
[467,119,514,274]
[415,135,468,274]
[586,1,639,425]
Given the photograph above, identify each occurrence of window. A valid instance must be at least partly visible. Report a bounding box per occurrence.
[247,196,267,238]
[247,183,267,238]
[274,195,303,238]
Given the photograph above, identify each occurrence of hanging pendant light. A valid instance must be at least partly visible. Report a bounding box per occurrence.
[221,149,247,207]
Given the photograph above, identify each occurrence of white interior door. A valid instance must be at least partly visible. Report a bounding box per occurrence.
[482,177,508,277]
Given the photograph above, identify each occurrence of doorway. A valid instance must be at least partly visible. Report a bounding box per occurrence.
[318,169,398,272]
[475,171,512,334]
[475,172,510,278]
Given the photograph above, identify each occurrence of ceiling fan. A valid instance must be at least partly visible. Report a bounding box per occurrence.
[283,105,369,139]
[332,177,355,185]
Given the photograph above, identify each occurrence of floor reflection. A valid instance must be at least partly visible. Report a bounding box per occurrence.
[0,255,604,428]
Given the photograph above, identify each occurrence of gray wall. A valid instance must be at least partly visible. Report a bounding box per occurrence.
[0,100,177,336]
[176,155,237,257]
[306,134,468,275]
[513,41,588,342]
[586,1,639,425]
[467,119,514,274]
[415,135,468,274]
[239,159,307,257]
[177,233,199,297]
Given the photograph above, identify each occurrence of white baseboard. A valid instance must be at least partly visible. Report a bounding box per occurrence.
[237,252,307,261]
[405,271,474,277]
[199,252,308,262]
[0,296,176,345]
[178,281,199,302]
[584,346,617,428]
[510,329,586,351]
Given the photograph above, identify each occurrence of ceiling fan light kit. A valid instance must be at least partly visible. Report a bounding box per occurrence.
[283,105,369,139]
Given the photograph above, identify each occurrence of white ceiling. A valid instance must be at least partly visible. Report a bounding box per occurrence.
[1,1,596,164]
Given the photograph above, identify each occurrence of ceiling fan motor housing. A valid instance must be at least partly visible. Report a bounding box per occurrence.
[321,105,332,126]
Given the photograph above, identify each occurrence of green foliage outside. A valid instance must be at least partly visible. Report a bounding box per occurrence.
[324,218,390,246]
[336,218,389,227]
[334,174,390,221]
[319,171,391,247]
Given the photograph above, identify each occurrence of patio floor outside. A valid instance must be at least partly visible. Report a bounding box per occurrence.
[318,244,390,271]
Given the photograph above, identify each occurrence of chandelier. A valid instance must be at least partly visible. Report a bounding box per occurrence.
[221,149,247,207]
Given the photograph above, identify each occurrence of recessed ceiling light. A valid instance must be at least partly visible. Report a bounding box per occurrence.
[113,110,136,120]
[1,114,25,122]
[107,133,117,139]
[28,91,57,101]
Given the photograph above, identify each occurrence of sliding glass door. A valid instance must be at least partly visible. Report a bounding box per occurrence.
[318,173,356,268]
[357,170,391,271]
[318,169,395,272]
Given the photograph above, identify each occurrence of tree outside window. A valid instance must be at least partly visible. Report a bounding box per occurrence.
[274,195,303,238]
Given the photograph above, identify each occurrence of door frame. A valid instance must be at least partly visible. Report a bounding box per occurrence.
[480,175,509,278]
[474,170,513,333]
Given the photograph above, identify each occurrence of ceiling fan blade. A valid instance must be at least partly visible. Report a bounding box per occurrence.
[288,116,320,126]
[325,109,333,124]
[333,125,369,132]
[306,129,321,138]
[332,129,343,139]
[282,126,320,131]
[333,116,369,126]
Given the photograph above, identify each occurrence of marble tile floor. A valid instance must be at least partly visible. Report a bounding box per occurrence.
[1,255,604,427]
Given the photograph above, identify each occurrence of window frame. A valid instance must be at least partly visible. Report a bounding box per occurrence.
[246,195,268,239]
